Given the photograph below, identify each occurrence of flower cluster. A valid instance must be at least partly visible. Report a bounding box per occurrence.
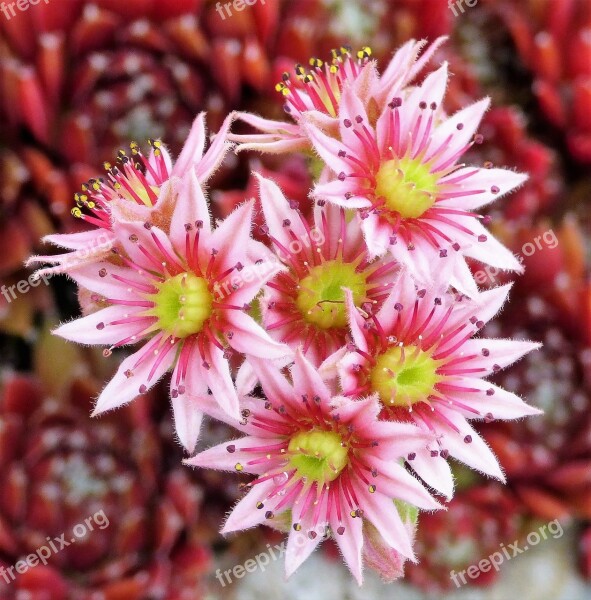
[32,38,541,584]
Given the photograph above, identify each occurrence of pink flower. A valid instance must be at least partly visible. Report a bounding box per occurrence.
[255,174,398,367]
[54,170,290,453]
[27,112,233,277]
[230,38,445,153]
[307,66,527,295]
[186,350,440,583]
[334,269,542,498]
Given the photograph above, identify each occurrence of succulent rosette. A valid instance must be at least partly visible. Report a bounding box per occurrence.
[406,483,526,590]
[491,0,591,162]
[0,371,211,599]
[186,350,440,583]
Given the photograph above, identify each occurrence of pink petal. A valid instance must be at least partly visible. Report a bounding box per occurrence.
[171,113,206,177]
[338,86,370,156]
[350,61,378,105]
[27,231,115,272]
[377,37,447,104]
[108,194,153,225]
[436,407,505,480]
[112,221,179,274]
[235,359,257,397]
[458,338,541,374]
[221,480,277,534]
[229,261,284,306]
[41,229,115,250]
[448,218,523,271]
[361,491,415,560]
[313,180,371,209]
[375,268,418,332]
[304,122,350,175]
[204,343,240,420]
[409,447,455,499]
[27,248,110,278]
[378,38,423,91]
[226,310,292,359]
[446,378,543,420]
[169,169,212,254]
[344,288,369,352]
[171,394,204,454]
[247,356,296,408]
[229,110,309,151]
[338,351,367,394]
[366,457,441,510]
[206,200,255,270]
[231,136,309,154]
[53,305,146,345]
[473,283,512,323]
[330,511,363,584]
[360,213,391,257]
[187,394,259,433]
[92,337,175,416]
[385,234,439,287]
[398,63,449,149]
[173,339,208,398]
[408,35,448,81]
[256,173,309,250]
[185,436,274,473]
[330,395,381,432]
[291,349,332,402]
[438,167,528,210]
[370,421,435,460]
[318,346,348,381]
[68,261,150,299]
[232,111,302,135]
[146,146,173,185]
[449,254,480,298]
[429,98,490,170]
[196,111,235,181]
[285,509,326,577]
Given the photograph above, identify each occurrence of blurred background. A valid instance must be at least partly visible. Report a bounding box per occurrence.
[1,0,590,598]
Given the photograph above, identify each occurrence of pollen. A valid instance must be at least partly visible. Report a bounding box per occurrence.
[146,272,213,339]
[288,430,348,484]
[295,260,367,329]
[370,345,443,407]
[375,157,439,219]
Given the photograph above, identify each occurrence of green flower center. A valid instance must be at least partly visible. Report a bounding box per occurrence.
[288,430,348,483]
[370,345,442,406]
[148,272,213,338]
[295,260,367,329]
[374,157,439,219]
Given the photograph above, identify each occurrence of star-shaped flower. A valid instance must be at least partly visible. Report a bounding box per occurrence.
[54,169,290,453]
[186,350,440,583]
[332,269,541,498]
